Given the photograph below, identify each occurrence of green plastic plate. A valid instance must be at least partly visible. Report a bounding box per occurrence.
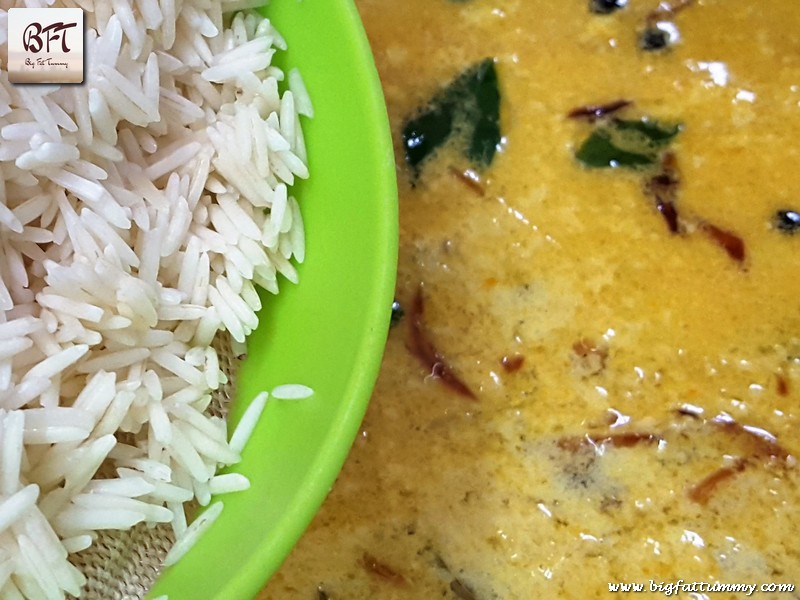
[149,0,397,597]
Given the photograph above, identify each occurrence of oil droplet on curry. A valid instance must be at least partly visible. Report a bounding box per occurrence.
[263,1,800,597]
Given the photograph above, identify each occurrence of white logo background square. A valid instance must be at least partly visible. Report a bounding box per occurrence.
[7,8,84,84]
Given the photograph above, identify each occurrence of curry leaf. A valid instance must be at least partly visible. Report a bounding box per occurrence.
[613,119,681,144]
[465,60,501,165]
[575,117,681,169]
[403,59,500,177]
[575,129,655,168]
[403,103,455,172]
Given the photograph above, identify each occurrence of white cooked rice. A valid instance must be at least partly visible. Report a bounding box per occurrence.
[0,0,314,597]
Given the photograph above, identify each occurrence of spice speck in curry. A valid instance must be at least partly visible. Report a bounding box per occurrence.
[262,0,800,598]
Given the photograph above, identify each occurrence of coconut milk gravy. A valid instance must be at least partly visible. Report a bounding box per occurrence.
[262,1,800,597]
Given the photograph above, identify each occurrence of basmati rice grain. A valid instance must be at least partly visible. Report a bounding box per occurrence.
[193,478,212,507]
[252,269,279,295]
[3,579,27,600]
[171,318,198,344]
[192,225,227,254]
[207,286,246,344]
[23,408,93,445]
[208,473,250,495]
[79,208,140,268]
[237,235,269,270]
[224,258,245,294]
[60,435,117,494]
[0,485,39,536]
[87,88,117,146]
[0,363,12,393]
[224,244,256,280]
[0,338,33,361]
[235,280,262,315]
[183,346,206,367]
[162,501,223,567]
[144,141,201,181]
[15,534,62,599]
[176,421,240,466]
[278,149,309,181]
[157,305,207,321]
[266,248,299,284]
[26,522,88,595]
[264,122,291,153]
[151,349,205,387]
[215,277,257,331]
[113,459,172,486]
[229,392,269,455]
[95,314,133,331]
[202,53,272,83]
[165,424,211,484]
[145,479,193,505]
[96,77,151,128]
[264,183,287,240]
[208,204,241,245]
[170,404,221,442]
[60,535,92,555]
[288,68,313,118]
[288,197,306,263]
[266,148,295,186]
[93,389,137,438]
[218,194,261,241]
[35,294,105,324]
[161,196,192,257]
[0,560,13,594]
[148,400,173,445]
[0,280,13,313]
[162,386,206,408]
[8,378,52,411]
[1,411,26,496]
[278,233,294,261]
[53,506,146,536]
[84,477,155,498]
[76,348,149,375]
[204,347,221,390]
[71,494,173,524]
[271,384,315,401]
[72,371,117,419]
[167,500,188,538]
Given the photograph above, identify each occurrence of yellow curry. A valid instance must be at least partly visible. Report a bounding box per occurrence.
[263,0,800,597]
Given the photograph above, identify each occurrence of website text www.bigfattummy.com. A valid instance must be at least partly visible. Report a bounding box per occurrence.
[608,580,796,596]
